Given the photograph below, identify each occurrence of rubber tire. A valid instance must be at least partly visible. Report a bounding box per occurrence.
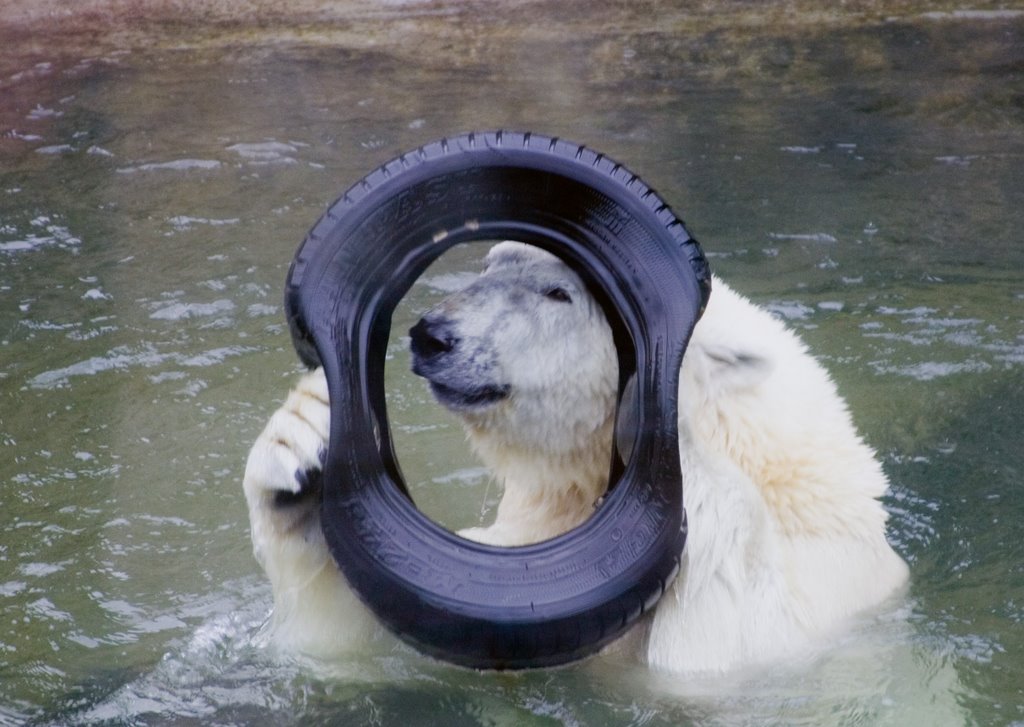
[285,131,711,670]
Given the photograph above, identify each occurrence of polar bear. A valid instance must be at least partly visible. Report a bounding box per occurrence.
[242,241,909,673]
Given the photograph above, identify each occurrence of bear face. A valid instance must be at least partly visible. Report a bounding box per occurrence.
[409,241,618,460]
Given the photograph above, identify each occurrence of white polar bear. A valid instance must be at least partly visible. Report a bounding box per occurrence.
[243,241,908,673]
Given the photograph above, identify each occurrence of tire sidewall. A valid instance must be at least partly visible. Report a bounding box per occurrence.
[287,132,707,668]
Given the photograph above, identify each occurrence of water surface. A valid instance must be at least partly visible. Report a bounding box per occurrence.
[1,3,1022,724]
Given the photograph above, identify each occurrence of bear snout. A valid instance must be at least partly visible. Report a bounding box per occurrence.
[409,315,460,364]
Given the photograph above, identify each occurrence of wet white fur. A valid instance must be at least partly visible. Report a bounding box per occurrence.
[243,242,908,673]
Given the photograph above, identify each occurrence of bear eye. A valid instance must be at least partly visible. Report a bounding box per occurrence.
[543,286,572,304]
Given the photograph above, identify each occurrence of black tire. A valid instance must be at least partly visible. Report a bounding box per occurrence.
[285,131,711,669]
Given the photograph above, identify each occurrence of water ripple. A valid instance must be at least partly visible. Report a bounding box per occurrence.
[27,344,259,389]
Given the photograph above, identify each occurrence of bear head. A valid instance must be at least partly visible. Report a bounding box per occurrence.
[409,241,618,460]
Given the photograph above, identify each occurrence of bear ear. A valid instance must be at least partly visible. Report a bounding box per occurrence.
[698,343,773,391]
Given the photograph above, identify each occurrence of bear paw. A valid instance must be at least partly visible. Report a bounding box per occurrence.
[243,368,330,534]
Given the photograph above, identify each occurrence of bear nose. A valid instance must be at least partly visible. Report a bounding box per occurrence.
[409,316,459,361]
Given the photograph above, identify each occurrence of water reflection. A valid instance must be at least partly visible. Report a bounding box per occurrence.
[1,2,1022,724]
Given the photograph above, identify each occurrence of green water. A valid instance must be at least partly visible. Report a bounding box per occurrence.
[1,4,1022,724]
